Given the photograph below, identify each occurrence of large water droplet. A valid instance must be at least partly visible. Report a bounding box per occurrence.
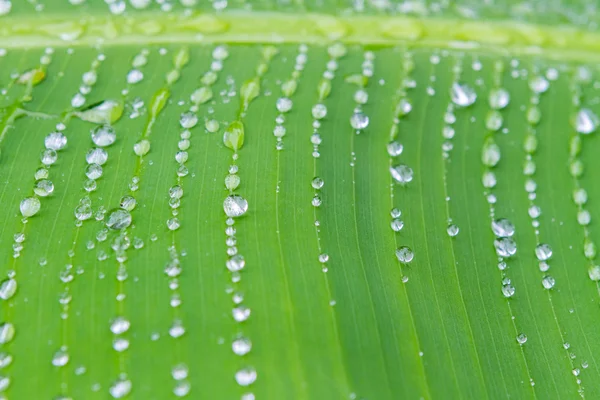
[350,112,369,130]
[223,195,248,218]
[20,197,41,217]
[491,219,515,238]
[226,255,245,272]
[86,148,108,165]
[535,243,552,261]
[395,246,414,263]
[450,83,476,107]
[502,284,515,298]
[447,224,459,237]
[235,367,257,386]
[109,377,132,399]
[542,275,555,289]
[232,337,252,356]
[92,125,117,147]
[45,132,67,150]
[110,317,130,335]
[494,238,517,257]
[390,165,413,184]
[106,209,132,230]
[0,279,17,300]
[0,323,15,344]
[34,180,54,197]
[575,109,599,134]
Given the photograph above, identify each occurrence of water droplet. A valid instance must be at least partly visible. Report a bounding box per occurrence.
[391,219,404,232]
[20,197,41,217]
[223,195,248,218]
[575,109,598,134]
[180,112,198,129]
[119,196,136,212]
[52,349,69,367]
[232,337,252,356]
[0,279,17,300]
[535,243,552,261]
[226,255,245,272]
[110,317,130,334]
[134,139,151,156]
[447,224,459,237]
[491,218,515,238]
[225,175,240,191]
[45,132,67,150]
[92,125,117,147]
[311,177,324,189]
[516,333,527,345]
[390,208,401,218]
[235,367,257,386]
[489,88,510,110]
[350,112,369,130]
[577,210,591,226]
[387,141,403,157]
[450,83,476,107]
[276,97,292,113]
[542,275,555,289]
[395,246,414,263]
[109,377,132,399]
[311,104,327,119]
[588,265,600,281]
[75,204,92,221]
[318,253,329,263]
[205,119,219,133]
[482,138,501,167]
[167,218,181,231]
[233,306,251,322]
[0,323,15,344]
[34,167,49,181]
[113,338,129,352]
[494,238,517,257]
[529,76,549,94]
[86,148,108,165]
[390,165,413,184]
[573,188,588,205]
[0,352,13,368]
[502,284,515,298]
[33,179,54,197]
[106,209,132,230]
[41,149,57,165]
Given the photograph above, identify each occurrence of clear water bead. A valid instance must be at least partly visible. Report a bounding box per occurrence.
[542,275,555,289]
[180,112,198,129]
[0,323,15,344]
[350,112,369,130]
[311,104,327,119]
[395,246,414,263]
[109,378,132,399]
[223,195,248,218]
[86,148,108,165]
[20,197,41,217]
[447,224,459,237]
[491,218,515,237]
[387,141,403,157]
[86,164,103,180]
[235,367,257,386]
[311,177,324,189]
[489,88,510,110]
[120,196,136,211]
[575,108,599,134]
[45,132,67,150]
[172,364,189,380]
[232,337,252,356]
[34,180,54,197]
[516,333,527,345]
[0,279,17,300]
[390,165,413,184]
[535,243,552,261]
[106,209,132,230]
[110,317,130,334]
[391,219,404,232]
[450,83,476,107]
[226,255,245,272]
[276,97,292,113]
[41,149,58,165]
[502,284,515,298]
[494,238,517,257]
[91,125,117,147]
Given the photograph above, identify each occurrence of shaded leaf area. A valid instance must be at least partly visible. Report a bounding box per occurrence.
[0,44,599,400]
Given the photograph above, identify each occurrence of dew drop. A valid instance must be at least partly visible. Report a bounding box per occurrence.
[447,224,459,237]
[494,238,517,257]
[276,97,292,113]
[311,104,327,119]
[0,279,17,300]
[232,337,252,356]
[235,367,257,386]
[502,284,515,298]
[51,349,69,367]
[45,132,67,150]
[489,88,510,110]
[91,125,117,147]
[311,177,324,189]
[226,255,245,272]
[535,243,552,261]
[20,197,41,217]
[542,275,555,289]
[516,333,527,345]
[387,141,403,157]
[223,195,248,218]
[575,109,598,134]
[180,112,198,129]
[450,83,476,107]
[86,163,103,180]
[110,317,130,335]
[106,209,132,230]
[86,148,108,165]
[133,140,151,156]
[0,323,15,344]
[232,306,251,322]
[588,265,600,281]
[33,179,54,197]
[491,218,515,238]
[390,165,413,184]
[395,246,414,263]
[350,112,369,130]
[41,149,57,165]
[109,377,132,399]
[391,219,404,232]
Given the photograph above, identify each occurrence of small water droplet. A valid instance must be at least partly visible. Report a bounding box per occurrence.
[390,165,413,184]
[311,104,327,119]
[450,83,476,107]
[33,180,54,197]
[0,323,15,344]
[535,243,552,261]
[491,218,515,238]
[91,125,117,147]
[232,337,252,356]
[516,333,527,345]
[110,317,130,335]
[447,224,459,237]
[0,279,17,300]
[20,197,41,217]
[45,132,67,150]
[350,112,369,130]
[226,255,245,272]
[311,177,324,189]
[109,377,132,399]
[575,109,599,134]
[106,209,132,230]
[494,238,517,257]
[502,284,515,298]
[542,275,555,289]
[235,367,257,386]
[232,306,251,322]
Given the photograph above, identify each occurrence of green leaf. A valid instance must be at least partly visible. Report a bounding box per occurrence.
[1,1,600,400]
